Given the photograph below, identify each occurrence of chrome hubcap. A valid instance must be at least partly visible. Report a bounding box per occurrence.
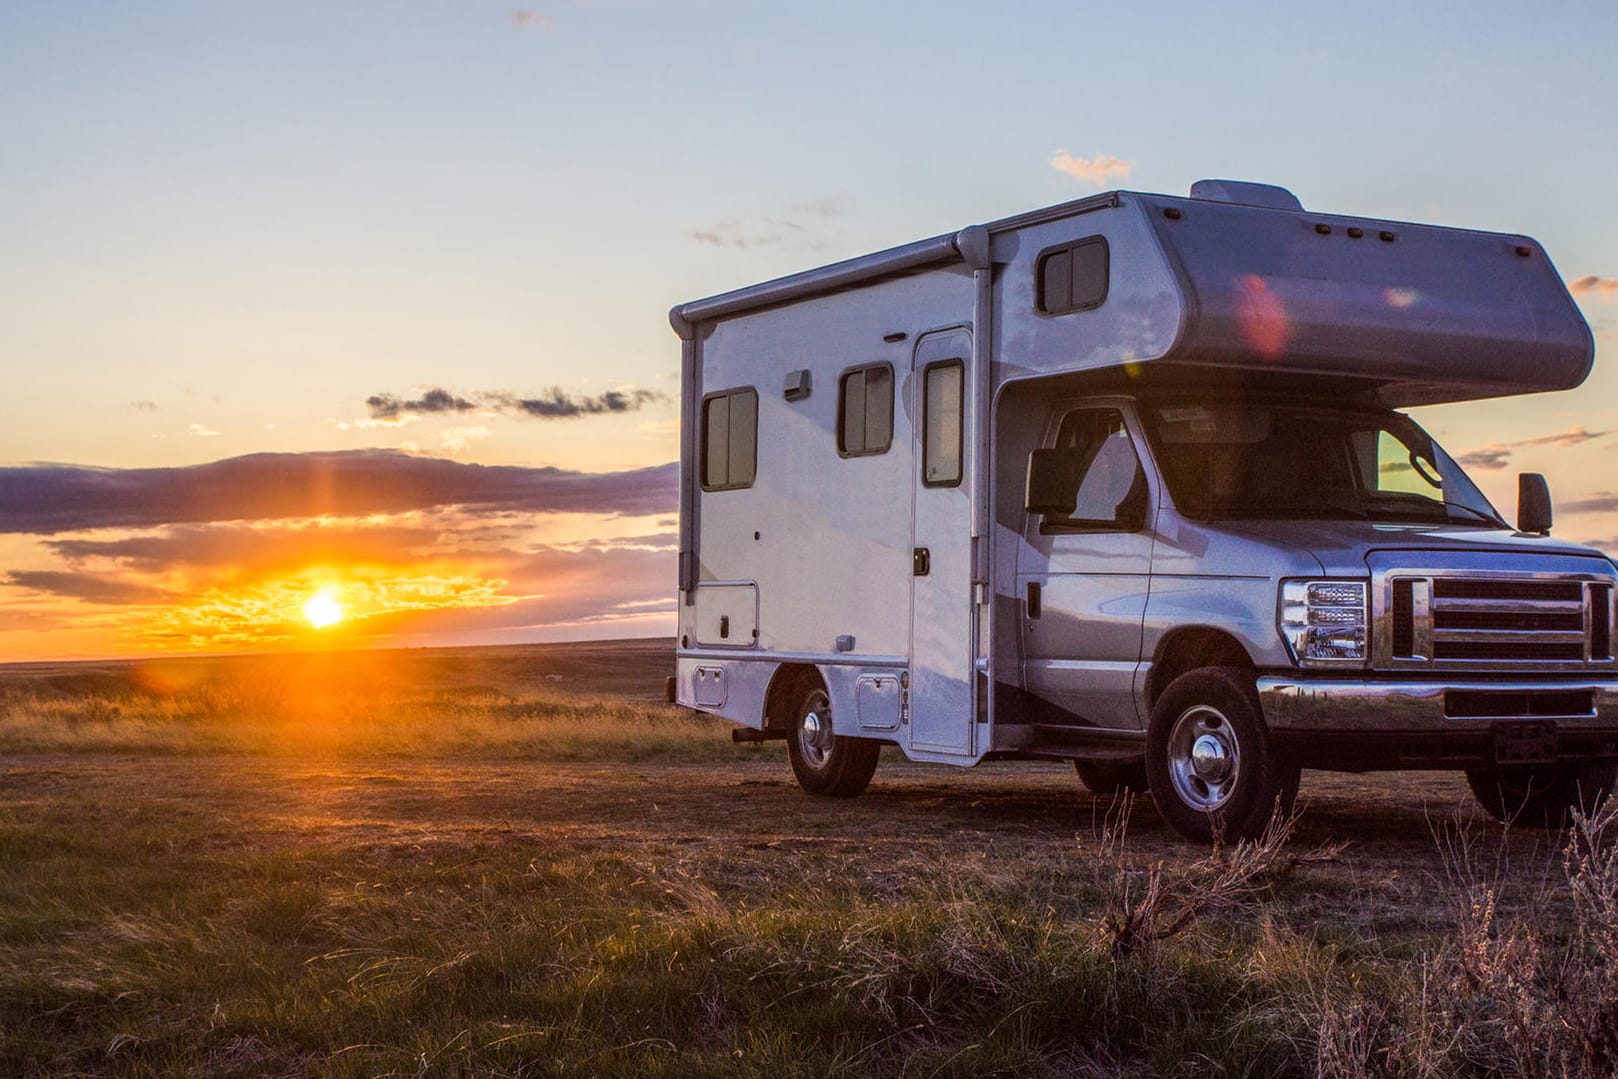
[1168,705,1241,811]
[798,692,834,768]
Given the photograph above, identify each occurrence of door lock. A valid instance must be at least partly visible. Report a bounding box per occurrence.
[913,548,931,576]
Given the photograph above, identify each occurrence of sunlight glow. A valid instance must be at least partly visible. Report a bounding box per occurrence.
[303,588,345,629]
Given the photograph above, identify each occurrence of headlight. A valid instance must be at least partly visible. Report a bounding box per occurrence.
[1280,580,1368,666]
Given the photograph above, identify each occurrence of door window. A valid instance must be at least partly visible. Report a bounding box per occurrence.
[1043,408,1147,532]
[922,360,964,487]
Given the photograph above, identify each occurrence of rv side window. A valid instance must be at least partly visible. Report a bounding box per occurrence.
[1042,408,1147,533]
[1036,236,1109,315]
[922,360,964,487]
[701,387,758,491]
[838,363,894,457]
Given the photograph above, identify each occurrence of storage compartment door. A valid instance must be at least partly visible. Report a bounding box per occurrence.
[693,582,759,647]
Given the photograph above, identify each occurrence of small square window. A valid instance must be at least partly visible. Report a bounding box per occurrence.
[838,363,894,457]
[701,387,758,491]
[1036,236,1109,314]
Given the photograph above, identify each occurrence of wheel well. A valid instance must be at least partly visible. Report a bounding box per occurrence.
[1146,628,1253,710]
[763,663,822,731]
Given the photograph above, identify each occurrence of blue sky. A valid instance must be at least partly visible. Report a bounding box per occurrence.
[1,1,1615,657]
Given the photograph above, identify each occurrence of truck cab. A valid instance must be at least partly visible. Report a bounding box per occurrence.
[1016,386,1616,838]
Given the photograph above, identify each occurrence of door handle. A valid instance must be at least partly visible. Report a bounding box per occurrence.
[913,548,931,576]
[1026,581,1041,619]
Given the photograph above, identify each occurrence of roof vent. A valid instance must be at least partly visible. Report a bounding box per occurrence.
[1189,179,1303,211]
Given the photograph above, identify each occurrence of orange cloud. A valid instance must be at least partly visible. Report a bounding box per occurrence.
[1049,152,1133,186]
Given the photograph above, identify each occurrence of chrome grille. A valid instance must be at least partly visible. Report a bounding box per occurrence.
[1378,572,1617,670]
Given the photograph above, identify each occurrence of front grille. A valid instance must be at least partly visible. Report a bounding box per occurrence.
[1382,573,1615,669]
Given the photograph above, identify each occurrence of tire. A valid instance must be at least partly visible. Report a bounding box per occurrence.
[1465,763,1616,828]
[1145,666,1301,844]
[1074,759,1149,795]
[786,676,880,798]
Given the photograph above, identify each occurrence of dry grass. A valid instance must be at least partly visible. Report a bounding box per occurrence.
[4,641,1616,1075]
[0,639,739,760]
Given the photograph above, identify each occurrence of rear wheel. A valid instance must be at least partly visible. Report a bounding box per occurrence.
[787,677,880,797]
[1074,759,1149,795]
[1145,667,1300,843]
[1465,763,1616,828]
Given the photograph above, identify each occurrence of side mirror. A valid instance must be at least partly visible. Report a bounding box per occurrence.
[1518,472,1552,535]
[1026,448,1081,517]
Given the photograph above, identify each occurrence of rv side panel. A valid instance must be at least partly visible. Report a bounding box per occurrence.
[676,262,977,735]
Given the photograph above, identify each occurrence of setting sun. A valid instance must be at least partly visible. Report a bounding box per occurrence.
[303,589,345,629]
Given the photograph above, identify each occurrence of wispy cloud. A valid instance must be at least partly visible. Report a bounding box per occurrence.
[0,451,677,535]
[1456,426,1613,470]
[438,426,490,454]
[691,196,851,249]
[1515,426,1611,448]
[132,400,158,412]
[1565,493,1618,515]
[1570,275,1618,300]
[188,423,220,438]
[1049,152,1133,186]
[365,386,663,422]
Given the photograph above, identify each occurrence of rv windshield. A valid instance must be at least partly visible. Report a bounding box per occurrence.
[1142,402,1505,526]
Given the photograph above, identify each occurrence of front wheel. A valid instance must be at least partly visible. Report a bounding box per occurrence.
[1465,763,1616,828]
[786,677,880,797]
[1145,667,1300,843]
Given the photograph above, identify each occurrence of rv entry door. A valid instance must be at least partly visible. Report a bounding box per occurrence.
[908,328,976,758]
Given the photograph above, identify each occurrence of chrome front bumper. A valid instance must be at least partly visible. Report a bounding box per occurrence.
[1258,676,1618,733]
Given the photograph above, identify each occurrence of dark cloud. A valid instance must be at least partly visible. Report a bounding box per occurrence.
[365,386,664,421]
[505,388,662,418]
[1457,447,1512,470]
[5,571,171,605]
[0,451,677,535]
[366,388,477,419]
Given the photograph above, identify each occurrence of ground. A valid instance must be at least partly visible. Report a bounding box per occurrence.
[1,642,1609,1077]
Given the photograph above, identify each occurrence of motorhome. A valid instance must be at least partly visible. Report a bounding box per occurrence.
[667,180,1617,841]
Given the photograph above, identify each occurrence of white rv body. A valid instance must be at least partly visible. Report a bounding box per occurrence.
[669,182,1615,837]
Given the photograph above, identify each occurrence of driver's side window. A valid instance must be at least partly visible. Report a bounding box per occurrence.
[1044,408,1148,532]
[1357,428,1443,503]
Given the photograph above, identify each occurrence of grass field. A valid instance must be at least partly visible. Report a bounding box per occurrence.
[4,640,1618,1077]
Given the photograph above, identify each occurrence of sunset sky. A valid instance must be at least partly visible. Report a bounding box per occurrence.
[2,1,1616,660]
